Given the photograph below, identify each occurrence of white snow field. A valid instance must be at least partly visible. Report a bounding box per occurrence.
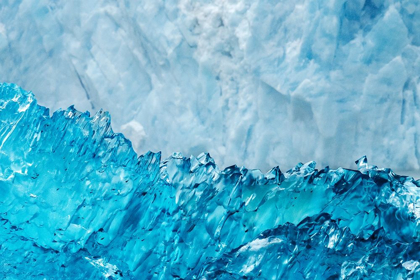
[1,0,420,172]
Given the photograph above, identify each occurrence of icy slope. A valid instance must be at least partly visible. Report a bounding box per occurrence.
[1,0,420,171]
[2,83,420,279]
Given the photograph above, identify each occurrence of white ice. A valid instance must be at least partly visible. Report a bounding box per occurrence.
[1,0,420,172]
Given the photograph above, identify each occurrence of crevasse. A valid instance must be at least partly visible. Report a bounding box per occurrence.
[1,83,420,279]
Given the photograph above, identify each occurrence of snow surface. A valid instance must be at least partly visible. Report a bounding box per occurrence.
[1,0,420,171]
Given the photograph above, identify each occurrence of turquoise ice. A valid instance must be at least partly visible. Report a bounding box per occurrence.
[1,83,420,279]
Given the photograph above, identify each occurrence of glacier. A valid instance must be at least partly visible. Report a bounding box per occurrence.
[2,83,420,279]
[2,0,420,171]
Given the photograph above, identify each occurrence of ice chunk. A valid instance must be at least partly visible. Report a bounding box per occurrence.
[2,83,420,278]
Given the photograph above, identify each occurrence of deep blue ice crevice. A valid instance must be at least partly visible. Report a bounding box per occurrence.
[1,83,420,279]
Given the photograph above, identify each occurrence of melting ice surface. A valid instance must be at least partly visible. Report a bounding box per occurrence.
[2,83,420,279]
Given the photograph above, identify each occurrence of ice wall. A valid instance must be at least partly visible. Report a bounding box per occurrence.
[2,83,420,279]
[1,0,420,171]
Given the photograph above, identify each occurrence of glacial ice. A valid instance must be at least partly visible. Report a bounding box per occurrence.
[2,0,420,171]
[2,83,420,279]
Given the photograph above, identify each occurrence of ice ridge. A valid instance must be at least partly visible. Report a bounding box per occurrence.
[1,83,420,279]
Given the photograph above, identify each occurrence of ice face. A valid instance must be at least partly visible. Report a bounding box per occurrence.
[2,83,420,279]
[1,0,420,171]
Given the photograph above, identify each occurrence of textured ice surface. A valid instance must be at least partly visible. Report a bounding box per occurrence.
[2,83,420,279]
[2,0,420,171]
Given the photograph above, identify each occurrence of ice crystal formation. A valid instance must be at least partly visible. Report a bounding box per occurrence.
[1,83,420,279]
